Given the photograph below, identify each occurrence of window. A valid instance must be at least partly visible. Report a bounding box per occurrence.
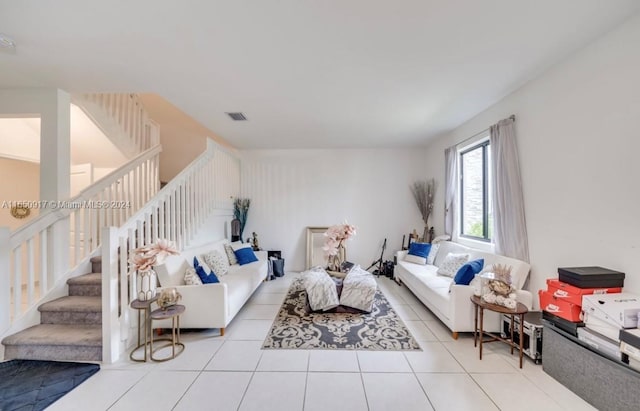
[460,139,492,241]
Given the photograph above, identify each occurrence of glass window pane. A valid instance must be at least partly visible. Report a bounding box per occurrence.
[461,147,484,237]
[487,145,493,240]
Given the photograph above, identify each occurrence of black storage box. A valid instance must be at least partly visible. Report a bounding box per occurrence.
[620,329,640,349]
[558,266,625,288]
[542,310,584,337]
[502,311,543,364]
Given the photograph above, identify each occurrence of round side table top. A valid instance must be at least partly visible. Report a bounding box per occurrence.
[131,296,158,309]
[150,304,186,320]
[470,295,528,315]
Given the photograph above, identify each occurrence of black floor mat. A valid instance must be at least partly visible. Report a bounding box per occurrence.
[0,359,100,411]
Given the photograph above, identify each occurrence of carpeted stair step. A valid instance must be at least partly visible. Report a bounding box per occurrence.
[90,256,102,274]
[1,324,102,362]
[38,296,102,325]
[67,272,102,296]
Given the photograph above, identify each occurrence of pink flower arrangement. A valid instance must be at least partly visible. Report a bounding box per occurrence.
[323,222,357,257]
[130,239,179,272]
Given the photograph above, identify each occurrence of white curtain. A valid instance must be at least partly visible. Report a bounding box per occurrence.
[444,146,457,236]
[490,117,530,262]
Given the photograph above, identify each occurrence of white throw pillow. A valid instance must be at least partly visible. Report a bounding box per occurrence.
[202,250,230,276]
[426,243,440,265]
[184,266,203,285]
[436,253,470,278]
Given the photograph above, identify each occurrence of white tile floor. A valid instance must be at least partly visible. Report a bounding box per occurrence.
[48,273,597,411]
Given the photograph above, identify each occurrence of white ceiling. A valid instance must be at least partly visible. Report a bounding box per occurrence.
[0,105,127,167]
[0,1,638,149]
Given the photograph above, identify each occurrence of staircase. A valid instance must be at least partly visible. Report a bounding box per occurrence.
[1,92,240,364]
[2,257,103,361]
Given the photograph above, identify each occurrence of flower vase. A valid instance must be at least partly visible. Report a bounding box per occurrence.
[136,269,158,301]
[327,245,345,272]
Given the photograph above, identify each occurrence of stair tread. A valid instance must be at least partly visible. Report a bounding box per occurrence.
[2,324,102,347]
[39,296,101,313]
[67,272,102,285]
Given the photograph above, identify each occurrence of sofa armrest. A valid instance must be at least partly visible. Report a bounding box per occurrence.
[255,250,268,261]
[158,283,229,322]
[396,250,408,261]
[515,289,533,310]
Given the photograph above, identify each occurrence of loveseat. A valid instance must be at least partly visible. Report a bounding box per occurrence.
[154,239,268,335]
[395,241,532,338]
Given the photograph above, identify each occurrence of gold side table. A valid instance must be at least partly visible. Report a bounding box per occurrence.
[129,296,158,362]
[150,304,185,362]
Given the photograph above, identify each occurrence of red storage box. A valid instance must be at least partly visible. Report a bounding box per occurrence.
[539,290,582,322]
[546,279,622,306]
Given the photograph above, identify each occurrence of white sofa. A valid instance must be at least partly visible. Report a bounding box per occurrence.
[395,241,532,337]
[154,239,268,335]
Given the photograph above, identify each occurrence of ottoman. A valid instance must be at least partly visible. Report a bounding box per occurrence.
[340,266,378,312]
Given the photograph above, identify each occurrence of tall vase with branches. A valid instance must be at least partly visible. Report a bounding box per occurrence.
[410,178,436,242]
[233,198,251,241]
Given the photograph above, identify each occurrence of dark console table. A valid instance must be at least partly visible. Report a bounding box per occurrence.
[543,321,640,411]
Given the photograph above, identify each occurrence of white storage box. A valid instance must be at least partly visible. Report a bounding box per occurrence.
[577,327,622,361]
[583,315,623,342]
[582,293,640,329]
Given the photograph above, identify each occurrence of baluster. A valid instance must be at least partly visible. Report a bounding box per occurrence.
[39,229,48,294]
[27,238,34,305]
[119,236,128,313]
[0,228,10,331]
[13,245,22,318]
[74,210,81,267]
[185,178,191,245]
[145,212,151,245]
[136,220,144,250]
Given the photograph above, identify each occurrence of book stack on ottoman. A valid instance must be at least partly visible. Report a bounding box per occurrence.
[539,266,623,337]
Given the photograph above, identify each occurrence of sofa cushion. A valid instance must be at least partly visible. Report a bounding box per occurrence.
[155,255,190,287]
[437,253,470,277]
[454,259,484,285]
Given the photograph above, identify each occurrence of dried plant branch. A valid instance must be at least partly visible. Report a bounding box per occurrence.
[410,178,436,227]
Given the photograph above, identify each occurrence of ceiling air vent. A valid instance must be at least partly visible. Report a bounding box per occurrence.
[226,112,247,121]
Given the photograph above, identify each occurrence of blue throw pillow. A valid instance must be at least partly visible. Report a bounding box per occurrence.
[234,247,258,265]
[405,242,432,265]
[454,259,484,285]
[408,242,431,258]
[193,256,219,284]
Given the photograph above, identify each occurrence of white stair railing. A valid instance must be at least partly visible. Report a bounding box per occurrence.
[0,145,161,337]
[101,140,239,363]
[76,93,160,156]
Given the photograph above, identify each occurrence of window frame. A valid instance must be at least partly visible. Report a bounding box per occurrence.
[459,138,491,242]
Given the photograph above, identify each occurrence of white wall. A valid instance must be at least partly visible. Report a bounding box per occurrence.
[241,149,428,271]
[423,14,640,305]
[0,158,40,230]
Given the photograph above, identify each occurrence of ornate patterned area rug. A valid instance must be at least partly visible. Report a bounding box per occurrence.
[262,278,421,350]
[0,359,100,411]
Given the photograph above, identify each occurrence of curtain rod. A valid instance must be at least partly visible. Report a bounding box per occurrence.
[454,114,515,148]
